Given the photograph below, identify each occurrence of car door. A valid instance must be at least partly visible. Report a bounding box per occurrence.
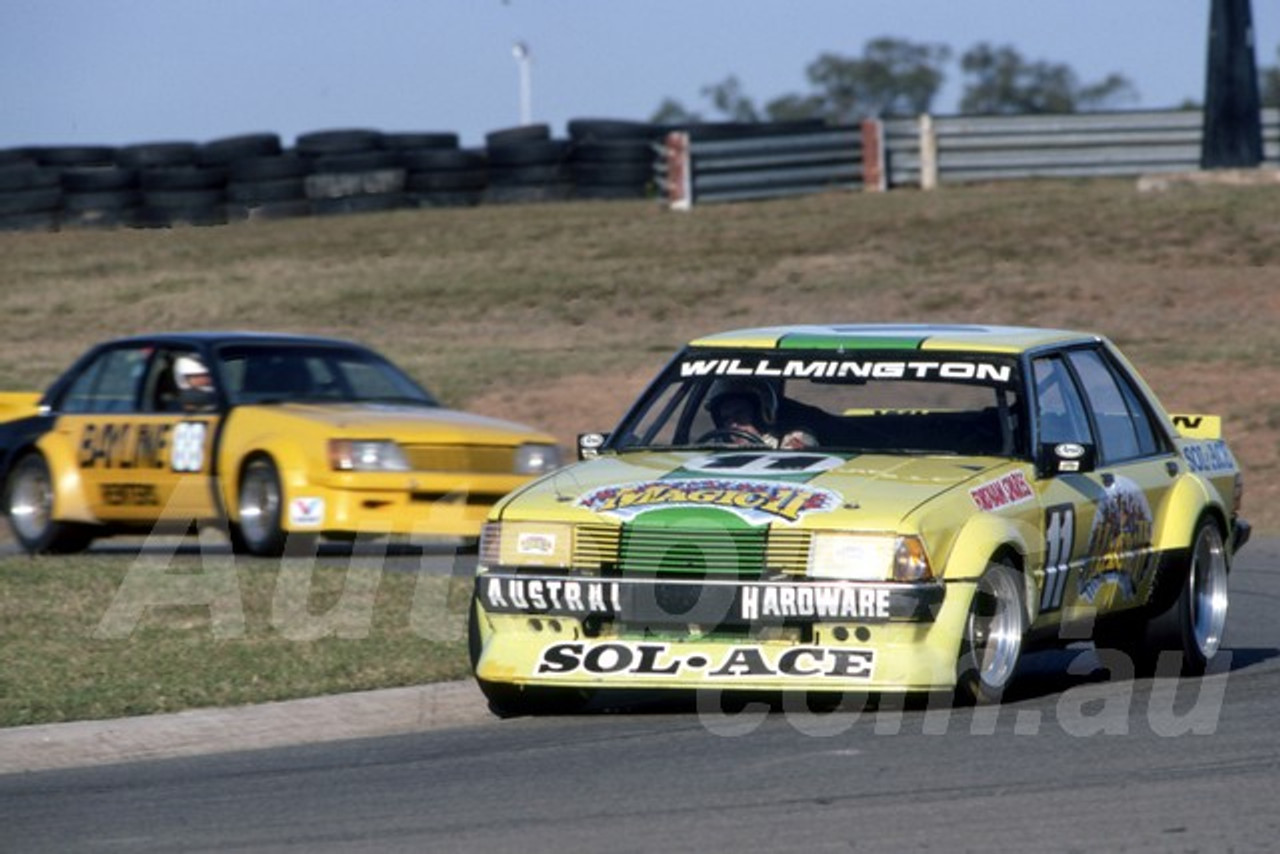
[51,343,220,525]
[1030,346,1176,629]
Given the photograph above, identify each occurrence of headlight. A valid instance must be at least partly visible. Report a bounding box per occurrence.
[479,522,572,568]
[808,533,934,582]
[514,443,562,475]
[328,439,410,472]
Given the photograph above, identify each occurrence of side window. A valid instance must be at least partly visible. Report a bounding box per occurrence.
[1066,349,1157,463]
[57,347,150,413]
[1032,356,1092,446]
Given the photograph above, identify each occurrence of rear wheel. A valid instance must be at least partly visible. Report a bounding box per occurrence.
[1148,519,1229,675]
[955,559,1027,705]
[5,453,94,554]
[1096,519,1229,677]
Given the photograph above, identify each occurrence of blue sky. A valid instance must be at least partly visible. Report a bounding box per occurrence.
[4,1,1277,150]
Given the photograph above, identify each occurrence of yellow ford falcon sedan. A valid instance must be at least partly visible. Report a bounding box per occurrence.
[470,324,1249,713]
[0,332,561,556]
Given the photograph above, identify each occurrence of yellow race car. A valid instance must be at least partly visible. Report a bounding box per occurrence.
[471,324,1249,713]
[0,332,561,555]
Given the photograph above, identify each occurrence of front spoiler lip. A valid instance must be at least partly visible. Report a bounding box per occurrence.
[475,569,946,626]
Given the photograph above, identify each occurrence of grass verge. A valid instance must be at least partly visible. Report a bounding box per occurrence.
[0,549,471,727]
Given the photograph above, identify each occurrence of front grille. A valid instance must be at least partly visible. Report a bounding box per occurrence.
[766,528,812,576]
[573,524,621,570]
[569,522,811,577]
[401,444,513,474]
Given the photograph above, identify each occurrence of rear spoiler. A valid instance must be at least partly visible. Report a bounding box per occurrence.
[0,392,42,425]
[1171,414,1221,440]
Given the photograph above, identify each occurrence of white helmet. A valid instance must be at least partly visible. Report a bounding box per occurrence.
[174,355,210,391]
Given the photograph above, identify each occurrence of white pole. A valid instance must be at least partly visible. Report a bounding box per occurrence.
[512,41,533,125]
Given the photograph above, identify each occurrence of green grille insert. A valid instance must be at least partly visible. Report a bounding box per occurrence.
[619,526,768,577]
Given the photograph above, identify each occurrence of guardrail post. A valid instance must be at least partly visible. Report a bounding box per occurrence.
[860,118,886,192]
[665,131,693,210]
[919,114,939,190]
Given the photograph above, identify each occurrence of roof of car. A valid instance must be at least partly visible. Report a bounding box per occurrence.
[688,324,1099,354]
[104,331,368,348]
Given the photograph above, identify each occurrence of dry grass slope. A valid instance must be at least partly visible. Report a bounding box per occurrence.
[2,178,1277,530]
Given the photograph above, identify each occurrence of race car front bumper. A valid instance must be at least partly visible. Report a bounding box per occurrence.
[472,572,972,694]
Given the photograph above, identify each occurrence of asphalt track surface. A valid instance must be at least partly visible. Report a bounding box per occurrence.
[2,538,1278,852]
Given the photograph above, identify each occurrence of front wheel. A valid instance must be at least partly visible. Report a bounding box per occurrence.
[955,560,1027,705]
[4,453,94,554]
[230,456,287,557]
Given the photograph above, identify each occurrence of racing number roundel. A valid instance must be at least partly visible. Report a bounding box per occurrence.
[171,422,207,473]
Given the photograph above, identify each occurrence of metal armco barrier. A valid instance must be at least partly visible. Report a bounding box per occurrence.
[659,108,1280,208]
[660,126,868,207]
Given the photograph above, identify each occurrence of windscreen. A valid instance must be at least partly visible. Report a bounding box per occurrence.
[610,349,1026,457]
[216,344,438,406]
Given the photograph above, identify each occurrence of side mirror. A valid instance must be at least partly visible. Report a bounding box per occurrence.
[1036,441,1096,478]
[577,432,609,461]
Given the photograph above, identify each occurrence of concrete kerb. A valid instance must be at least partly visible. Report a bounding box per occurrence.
[0,680,490,775]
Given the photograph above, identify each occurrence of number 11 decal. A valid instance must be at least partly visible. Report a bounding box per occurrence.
[1041,504,1075,611]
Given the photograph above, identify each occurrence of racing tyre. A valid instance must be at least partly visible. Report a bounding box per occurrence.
[4,453,94,554]
[955,559,1026,705]
[1146,520,1229,676]
[468,597,592,717]
[1095,519,1230,677]
[231,456,289,556]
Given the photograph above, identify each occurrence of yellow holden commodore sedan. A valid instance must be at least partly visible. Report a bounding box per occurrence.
[0,332,561,556]
[470,324,1249,713]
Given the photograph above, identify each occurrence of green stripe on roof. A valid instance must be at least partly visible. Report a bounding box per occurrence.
[777,333,925,350]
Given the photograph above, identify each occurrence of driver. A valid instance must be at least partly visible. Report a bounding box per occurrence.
[705,380,817,449]
[173,354,216,411]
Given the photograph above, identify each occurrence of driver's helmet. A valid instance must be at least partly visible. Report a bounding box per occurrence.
[174,355,212,392]
[706,379,778,429]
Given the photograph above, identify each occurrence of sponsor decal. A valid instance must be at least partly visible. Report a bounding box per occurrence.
[680,357,1012,384]
[516,531,557,557]
[1055,443,1086,459]
[480,576,902,623]
[76,420,210,473]
[289,497,325,527]
[1184,440,1236,474]
[99,483,160,507]
[1079,476,1153,604]
[578,478,840,525]
[482,576,623,615]
[969,470,1034,511]
[77,421,209,473]
[535,641,875,681]
[741,584,890,620]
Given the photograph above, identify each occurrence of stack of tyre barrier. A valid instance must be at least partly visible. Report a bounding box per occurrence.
[0,118,666,232]
[483,124,573,204]
[295,128,408,217]
[399,133,487,208]
[567,119,660,200]
[0,150,66,231]
[115,141,229,228]
[203,133,306,222]
[56,146,136,229]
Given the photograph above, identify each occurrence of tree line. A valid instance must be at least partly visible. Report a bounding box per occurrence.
[654,38,1280,124]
